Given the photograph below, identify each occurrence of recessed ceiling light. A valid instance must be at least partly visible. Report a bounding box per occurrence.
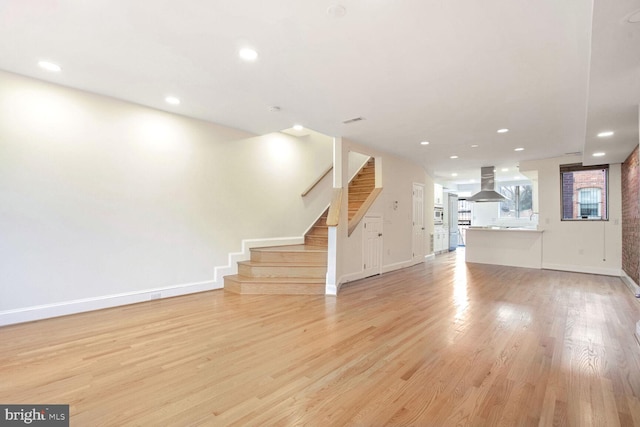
[471,144,479,148]
[514,147,524,152]
[497,128,509,133]
[593,152,606,157]
[501,168,509,172]
[420,141,430,145]
[597,131,614,137]
[165,96,180,105]
[239,48,258,61]
[38,60,61,72]
[293,124,304,131]
[451,173,458,177]
[450,155,459,159]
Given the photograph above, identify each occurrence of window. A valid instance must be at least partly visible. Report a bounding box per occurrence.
[499,184,533,218]
[578,188,601,218]
[560,163,608,220]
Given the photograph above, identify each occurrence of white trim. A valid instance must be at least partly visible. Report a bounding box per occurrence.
[424,253,436,261]
[1,235,304,326]
[302,205,331,237]
[621,270,640,296]
[326,226,338,295]
[0,279,218,326]
[325,283,338,296]
[382,258,421,274]
[339,270,378,286]
[212,236,304,282]
[335,257,422,294]
[542,263,622,277]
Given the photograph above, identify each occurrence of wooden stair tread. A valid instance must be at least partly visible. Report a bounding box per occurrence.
[238,260,327,267]
[224,157,376,295]
[224,274,326,295]
[225,275,324,284]
[252,244,326,253]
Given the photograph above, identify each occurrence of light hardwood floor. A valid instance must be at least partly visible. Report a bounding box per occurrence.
[2,250,640,426]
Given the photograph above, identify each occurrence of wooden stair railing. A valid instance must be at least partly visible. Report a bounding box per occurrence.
[301,165,333,197]
[223,157,380,295]
[326,188,342,226]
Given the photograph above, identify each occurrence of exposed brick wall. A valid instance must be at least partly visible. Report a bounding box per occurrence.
[622,145,640,285]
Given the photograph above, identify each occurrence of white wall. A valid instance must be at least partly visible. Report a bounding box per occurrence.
[0,71,333,323]
[520,155,622,275]
[335,139,432,288]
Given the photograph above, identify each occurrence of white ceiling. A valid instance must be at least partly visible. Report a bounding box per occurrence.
[1,1,638,185]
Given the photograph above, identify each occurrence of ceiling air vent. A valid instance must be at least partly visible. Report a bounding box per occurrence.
[343,117,365,124]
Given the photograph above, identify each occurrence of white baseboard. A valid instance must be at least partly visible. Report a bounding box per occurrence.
[1,235,305,327]
[325,283,338,296]
[335,257,420,293]
[621,270,640,297]
[382,258,421,274]
[542,263,622,277]
[0,279,220,326]
[424,253,436,261]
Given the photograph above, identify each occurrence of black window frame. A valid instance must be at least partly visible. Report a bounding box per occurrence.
[560,163,609,221]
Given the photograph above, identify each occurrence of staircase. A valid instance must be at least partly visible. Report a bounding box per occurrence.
[348,158,375,221]
[224,245,327,294]
[224,158,375,295]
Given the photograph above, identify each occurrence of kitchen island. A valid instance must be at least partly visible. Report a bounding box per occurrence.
[465,227,544,269]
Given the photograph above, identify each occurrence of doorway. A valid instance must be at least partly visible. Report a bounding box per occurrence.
[412,183,425,261]
[363,215,383,277]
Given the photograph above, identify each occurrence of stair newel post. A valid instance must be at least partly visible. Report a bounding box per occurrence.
[325,137,344,295]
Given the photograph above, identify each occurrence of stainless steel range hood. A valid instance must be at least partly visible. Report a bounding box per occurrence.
[467,166,507,202]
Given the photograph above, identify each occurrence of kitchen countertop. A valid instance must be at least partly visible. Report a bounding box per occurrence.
[467,227,543,232]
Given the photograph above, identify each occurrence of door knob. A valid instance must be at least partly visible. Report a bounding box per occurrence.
[378,233,383,237]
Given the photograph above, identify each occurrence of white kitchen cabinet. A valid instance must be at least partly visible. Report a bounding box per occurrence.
[434,226,449,253]
[434,184,444,206]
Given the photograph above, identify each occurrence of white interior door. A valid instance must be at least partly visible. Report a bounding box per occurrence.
[363,216,383,277]
[412,183,425,261]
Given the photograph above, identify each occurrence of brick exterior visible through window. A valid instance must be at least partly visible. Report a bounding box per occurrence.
[560,164,608,220]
